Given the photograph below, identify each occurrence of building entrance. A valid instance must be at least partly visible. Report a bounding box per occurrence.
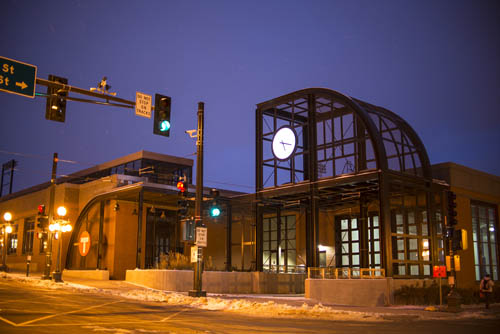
[145,208,177,268]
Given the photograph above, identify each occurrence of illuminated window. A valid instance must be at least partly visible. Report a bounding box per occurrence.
[22,218,35,255]
[263,215,296,273]
[471,203,498,281]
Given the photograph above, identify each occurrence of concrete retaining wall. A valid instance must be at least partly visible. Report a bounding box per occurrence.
[63,269,109,280]
[305,278,443,306]
[7,262,39,273]
[305,278,392,307]
[126,270,193,291]
[125,270,306,294]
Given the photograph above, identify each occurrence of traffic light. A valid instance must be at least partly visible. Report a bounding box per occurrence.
[447,191,457,226]
[209,188,221,218]
[177,180,186,193]
[178,198,188,217]
[36,204,48,229]
[45,75,68,122]
[452,229,468,251]
[177,181,188,217]
[153,94,171,137]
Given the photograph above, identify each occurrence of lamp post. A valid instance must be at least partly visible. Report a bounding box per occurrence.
[51,206,71,282]
[1,212,13,272]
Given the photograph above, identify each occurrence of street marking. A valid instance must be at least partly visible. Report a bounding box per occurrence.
[17,300,121,326]
[0,316,18,326]
[161,309,188,322]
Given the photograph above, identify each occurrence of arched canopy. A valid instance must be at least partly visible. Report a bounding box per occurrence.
[256,88,431,190]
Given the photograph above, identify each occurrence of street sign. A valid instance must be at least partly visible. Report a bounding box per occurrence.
[191,246,198,263]
[195,227,207,247]
[79,231,91,257]
[135,91,152,118]
[433,265,446,278]
[0,56,37,98]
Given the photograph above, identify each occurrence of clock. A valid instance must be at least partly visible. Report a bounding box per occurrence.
[272,126,297,160]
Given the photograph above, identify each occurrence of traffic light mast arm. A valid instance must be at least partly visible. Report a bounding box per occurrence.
[36,78,137,109]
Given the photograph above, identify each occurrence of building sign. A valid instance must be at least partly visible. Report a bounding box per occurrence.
[135,91,152,118]
[79,231,91,257]
[195,227,207,247]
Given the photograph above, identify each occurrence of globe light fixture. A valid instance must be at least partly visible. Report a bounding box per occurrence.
[3,212,12,222]
[57,206,67,217]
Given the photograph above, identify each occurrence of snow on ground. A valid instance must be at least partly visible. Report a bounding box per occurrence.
[1,272,496,321]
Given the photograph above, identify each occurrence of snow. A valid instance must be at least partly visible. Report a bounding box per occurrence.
[1,272,497,321]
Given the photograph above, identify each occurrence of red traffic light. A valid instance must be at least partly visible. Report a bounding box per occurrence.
[177,181,185,193]
[38,204,46,215]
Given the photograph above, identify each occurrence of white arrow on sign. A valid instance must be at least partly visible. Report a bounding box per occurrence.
[15,81,27,90]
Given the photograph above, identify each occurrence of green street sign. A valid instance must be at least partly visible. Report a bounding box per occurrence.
[0,56,37,98]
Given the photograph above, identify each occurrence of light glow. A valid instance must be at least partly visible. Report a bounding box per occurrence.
[3,212,12,222]
[57,206,67,217]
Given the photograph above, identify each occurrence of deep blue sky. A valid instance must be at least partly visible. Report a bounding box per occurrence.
[1,0,499,194]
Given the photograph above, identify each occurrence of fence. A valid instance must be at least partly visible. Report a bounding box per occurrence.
[307,267,385,279]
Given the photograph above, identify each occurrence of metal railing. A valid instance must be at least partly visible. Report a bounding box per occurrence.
[307,267,385,279]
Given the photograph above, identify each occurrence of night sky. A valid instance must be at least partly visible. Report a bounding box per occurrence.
[1,0,499,194]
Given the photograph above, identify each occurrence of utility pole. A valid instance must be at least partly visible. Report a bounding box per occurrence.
[189,102,206,297]
[42,153,58,280]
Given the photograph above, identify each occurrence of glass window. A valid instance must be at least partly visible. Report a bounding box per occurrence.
[7,223,18,255]
[262,215,296,273]
[22,218,35,255]
[472,203,498,281]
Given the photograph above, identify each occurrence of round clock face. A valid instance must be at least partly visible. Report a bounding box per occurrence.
[272,126,297,160]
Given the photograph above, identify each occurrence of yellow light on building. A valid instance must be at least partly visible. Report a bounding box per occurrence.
[3,212,12,222]
[57,206,67,217]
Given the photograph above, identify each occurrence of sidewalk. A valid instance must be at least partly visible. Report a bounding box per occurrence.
[5,271,499,321]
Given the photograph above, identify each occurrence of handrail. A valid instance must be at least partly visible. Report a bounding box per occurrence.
[307,267,385,279]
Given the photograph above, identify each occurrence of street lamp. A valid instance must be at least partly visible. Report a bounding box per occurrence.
[1,212,13,272]
[51,206,71,282]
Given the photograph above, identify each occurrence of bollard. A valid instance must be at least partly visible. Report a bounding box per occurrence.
[26,255,31,277]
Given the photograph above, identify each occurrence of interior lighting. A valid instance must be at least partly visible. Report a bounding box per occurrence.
[5,225,12,234]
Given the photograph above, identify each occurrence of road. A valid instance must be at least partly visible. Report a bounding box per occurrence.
[1,278,499,334]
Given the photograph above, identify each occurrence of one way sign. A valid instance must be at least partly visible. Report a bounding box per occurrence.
[0,56,37,98]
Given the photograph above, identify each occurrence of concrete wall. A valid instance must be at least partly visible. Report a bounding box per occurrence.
[306,278,444,307]
[306,278,392,307]
[125,270,306,294]
[63,269,109,280]
[126,269,193,291]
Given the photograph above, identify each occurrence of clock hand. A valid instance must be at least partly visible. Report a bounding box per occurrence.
[280,140,291,150]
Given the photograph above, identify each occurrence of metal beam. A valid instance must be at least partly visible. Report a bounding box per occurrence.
[36,78,136,108]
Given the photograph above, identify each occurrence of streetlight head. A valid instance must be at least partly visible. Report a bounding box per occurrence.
[3,212,12,222]
[57,206,67,217]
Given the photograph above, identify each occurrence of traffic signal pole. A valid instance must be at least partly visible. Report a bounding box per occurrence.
[36,78,136,109]
[189,102,206,298]
[42,153,58,280]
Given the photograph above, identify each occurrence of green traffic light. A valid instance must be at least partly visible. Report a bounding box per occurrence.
[160,120,171,132]
[210,207,221,217]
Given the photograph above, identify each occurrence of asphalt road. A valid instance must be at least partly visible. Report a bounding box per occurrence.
[1,278,499,334]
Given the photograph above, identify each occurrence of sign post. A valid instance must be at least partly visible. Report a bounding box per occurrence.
[433,265,447,308]
[0,56,37,98]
